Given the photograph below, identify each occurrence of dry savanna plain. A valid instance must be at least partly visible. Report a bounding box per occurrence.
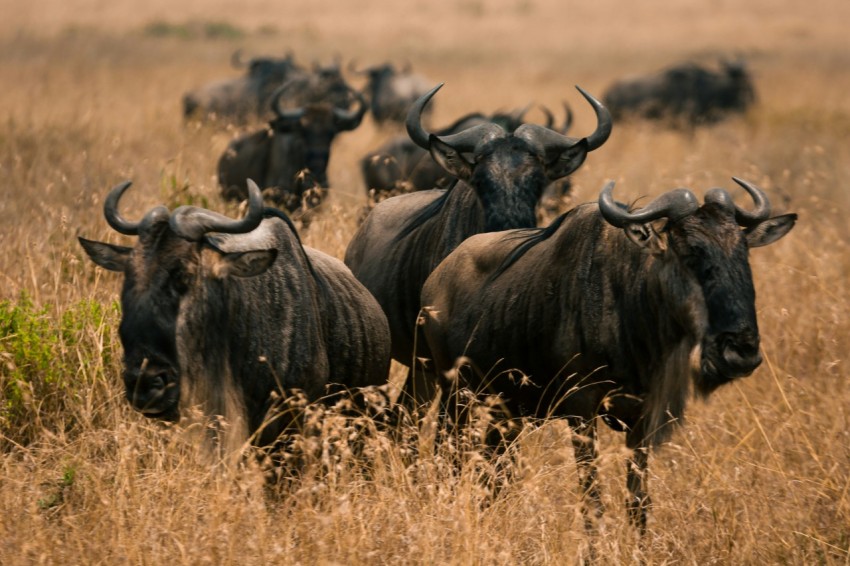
[0,0,849,563]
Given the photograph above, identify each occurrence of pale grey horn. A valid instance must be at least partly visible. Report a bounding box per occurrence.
[170,179,264,241]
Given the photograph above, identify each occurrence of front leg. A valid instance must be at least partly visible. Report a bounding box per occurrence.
[568,417,604,533]
[625,428,651,535]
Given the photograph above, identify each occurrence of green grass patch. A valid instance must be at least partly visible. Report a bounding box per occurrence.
[0,294,121,450]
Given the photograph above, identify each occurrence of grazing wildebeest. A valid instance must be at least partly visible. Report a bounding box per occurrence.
[360,103,573,200]
[354,62,434,125]
[420,178,795,532]
[603,59,756,126]
[344,84,611,401]
[78,180,391,447]
[182,51,304,124]
[217,80,367,212]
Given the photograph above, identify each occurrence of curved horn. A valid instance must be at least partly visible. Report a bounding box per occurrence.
[538,102,572,134]
[271,80,306,121]
[406,83,504,152]
[540,105,555,130]
[575,85,612,151]
[513,121,575,153]
[406,83,444,149]
[731,177,771,226]
[333,87,368,131]
[598,181,700,228]
[435,122,505,152]
[560,101,573,134]
[231,49,245,69]
[169,179,265,241]
[104,181,140,235]
[514,86,609,153]
[510,103,533,126]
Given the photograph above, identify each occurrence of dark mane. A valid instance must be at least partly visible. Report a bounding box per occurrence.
[486,205,583,284]
[392,180,458,244]
[260,207,330,297]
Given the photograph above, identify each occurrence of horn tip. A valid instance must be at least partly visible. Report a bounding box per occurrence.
[246,178,260,191]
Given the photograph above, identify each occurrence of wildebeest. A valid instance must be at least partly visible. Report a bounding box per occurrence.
[78,180,391,447]
[182,50,304,124]
[353,62,434,126]
[360,103,573,201]
[419,178,795,532]
[217,80,368,212]
[344,84,611,396]
[603,59,756,126]
[275,59,357,111]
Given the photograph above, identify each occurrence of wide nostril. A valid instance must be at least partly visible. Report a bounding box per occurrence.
[125,369,169,396]
[722,339,762,373]
[147,372,166,392]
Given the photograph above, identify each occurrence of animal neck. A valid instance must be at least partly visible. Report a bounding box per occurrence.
[176,279,250,447]
[551,209,706,367]
[476,179,540,232]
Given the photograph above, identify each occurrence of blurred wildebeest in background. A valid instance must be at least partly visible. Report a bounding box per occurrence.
[420,179,795,533]
[345,84,611,399]
[218,80,367,214]
[182,50,304,125]
[352,62,434,126]
[275,58,358,111]
[603,58,756,126]
[261,169,326,225]
[78,180,391,447]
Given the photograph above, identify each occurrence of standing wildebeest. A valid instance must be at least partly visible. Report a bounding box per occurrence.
[344,84,611,400]
[218,80,367,212]
[354,62,434,126]
[78,180,391,447]
[420,178,795,532]
[182,50,304,124]
[603,59,756,126]
[360,103,573,200]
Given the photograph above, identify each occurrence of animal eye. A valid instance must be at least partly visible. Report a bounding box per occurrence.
[169,267,191,293]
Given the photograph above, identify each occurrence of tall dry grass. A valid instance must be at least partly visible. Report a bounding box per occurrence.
[1,0,849,563]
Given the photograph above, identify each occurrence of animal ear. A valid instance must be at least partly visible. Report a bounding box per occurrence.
[623,222,667,254]
[208,248,278,278]
[745,213,797,248]
[429,136,473,181]
[544,139,588,180]
[78,237,131,272]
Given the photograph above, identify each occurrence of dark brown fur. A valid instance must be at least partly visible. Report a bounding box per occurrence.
[79,188,391,449]
[421,184,795,532]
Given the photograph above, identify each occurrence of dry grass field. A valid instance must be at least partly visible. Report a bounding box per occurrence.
[1,0,849,563]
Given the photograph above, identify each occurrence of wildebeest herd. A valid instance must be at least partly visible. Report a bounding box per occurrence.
[79,49,793,536]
